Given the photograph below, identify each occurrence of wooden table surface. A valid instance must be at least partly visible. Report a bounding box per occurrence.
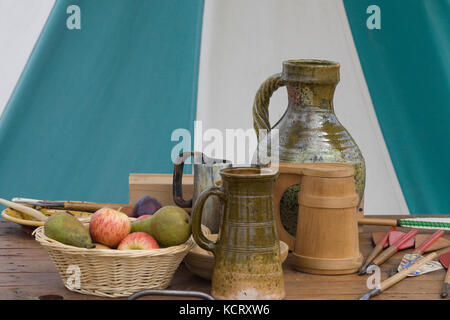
[0,217,449,300]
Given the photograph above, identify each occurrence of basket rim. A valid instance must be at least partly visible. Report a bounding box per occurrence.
[33,226,195,257]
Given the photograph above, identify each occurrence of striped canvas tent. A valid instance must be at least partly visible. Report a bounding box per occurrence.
[0,0,448,215]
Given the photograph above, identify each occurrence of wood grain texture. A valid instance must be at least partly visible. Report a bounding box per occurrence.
[445,268,450,285]
[416,234,450,252]
[0,217,449,300]
[274,163,362,274]
[129,173,194,211]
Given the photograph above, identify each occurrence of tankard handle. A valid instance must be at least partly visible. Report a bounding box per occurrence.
[191,186,226,253]
[173,151,199,208]
[252,73,286,141]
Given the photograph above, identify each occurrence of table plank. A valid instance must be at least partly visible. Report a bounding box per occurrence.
[0,218,448,300]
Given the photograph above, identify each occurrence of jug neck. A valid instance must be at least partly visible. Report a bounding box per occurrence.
[286,82,337,111]
[281,59,340,111]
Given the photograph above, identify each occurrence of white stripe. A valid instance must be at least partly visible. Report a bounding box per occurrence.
[403,218,450,222]
[0,0,55,116]
[196,0,409,215]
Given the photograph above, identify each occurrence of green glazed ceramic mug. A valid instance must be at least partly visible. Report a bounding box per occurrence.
[191,167,285,300]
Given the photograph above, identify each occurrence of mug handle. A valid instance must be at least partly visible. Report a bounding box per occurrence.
[273,173,301,251]
[191,186,227,253]
[252,73,286,141]
[173,151,196,208]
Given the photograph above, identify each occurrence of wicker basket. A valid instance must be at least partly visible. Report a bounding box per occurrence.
[33,224,195,298]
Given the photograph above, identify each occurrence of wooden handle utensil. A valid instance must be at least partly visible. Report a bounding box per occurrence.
[360,229,418,274]
[359,227,393,275]
[12,198,132,215]
[358,216,450,231]
[389,230,445,276]
[443,268,450,299]
[358,217,398,227]
[62,201,129,212]
[414,230,445,255]
[359,246,450,300]
[439,251,450,298]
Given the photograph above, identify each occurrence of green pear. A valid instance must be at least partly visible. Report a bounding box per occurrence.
[44,212,94,248]
[131,206,191,247]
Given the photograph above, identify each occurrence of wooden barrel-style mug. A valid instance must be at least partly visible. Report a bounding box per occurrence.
[274,162,363,275]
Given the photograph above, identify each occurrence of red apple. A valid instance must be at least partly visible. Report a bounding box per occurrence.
[117,232,160,250]
[89,208,131,248]
[136,214,152,221]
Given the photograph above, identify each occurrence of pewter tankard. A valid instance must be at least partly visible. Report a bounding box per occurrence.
[173,152,232,233]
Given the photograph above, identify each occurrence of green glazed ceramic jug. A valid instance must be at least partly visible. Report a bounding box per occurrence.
[191,167,285,300]
[252,59,366,237]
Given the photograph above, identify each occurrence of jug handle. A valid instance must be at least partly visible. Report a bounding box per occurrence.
[252,73,286,141]
[173,151,199,208]
[191,186,226,253]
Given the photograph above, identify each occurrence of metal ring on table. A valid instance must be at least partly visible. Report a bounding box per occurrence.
[128,289,215,300]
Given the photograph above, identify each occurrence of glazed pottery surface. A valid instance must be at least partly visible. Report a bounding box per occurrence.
[252,59,366,236]
[184,233,289,281]
[191,167,285,300]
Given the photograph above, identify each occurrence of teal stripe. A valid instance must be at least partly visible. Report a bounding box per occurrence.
[344,0,450,214]
[0,0,204,206]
